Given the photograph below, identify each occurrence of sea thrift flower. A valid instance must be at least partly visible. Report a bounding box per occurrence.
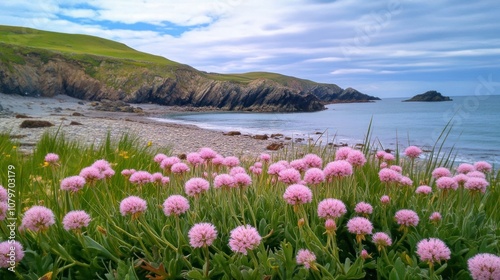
[347,217,373,242]
[372,232,392,251]
[121,169,136,178]
[44,153,59,164]
[129,171,153,185]
[394,209,419,228]
[212,155,225,166]
[153,153,168,164]
[249,166,262,175]
[92,159,112,172]
[325,219,337,233]
[283,184,313,205]
[354,202,373,216]
[290,159,307,172]
[163,195,190,216]
[399,176,413,186]
[303,168,325,185]
[467,253,500,280]
[160,157,181,172]
[223,156,240,167]
[383,153,395,162]
[429,212,442,224]
[467,171,486,178]
[464,177,489,193]
[0,186,6,202]
[376,150,387,160]
[62,210,91,231]
[453,174,469,185]
[233,173,252,187]
[296,249,317,269]
[457,163,475,174]
[474,161,492,173]
[0,241,24,267]
[347,150,367,167]
[60,176,86,192]
[303,153,323,168]
[229,166,246,176]
[278,168,302,184]
[187,152,204,166]
[228,225,262,255]
[436,177,459,190]
[119,196,147,218]
[323,160,353,178]
[214,174,235,188]
[380,195,390,205]
[260,153,271,162]
[378,168,401,183]
[171,162,190,174]
[0,202,7,221]
[390,165,403,173]
[79,166,104,183]
[360,249,371,260]
[188,223,218,248]
[199,147,217,161]
[268,162,287,175]
[185,178,210,197]
[21,206,55,232]
[380,162,388,169]
[432,167,452,179]
[404,146,422,158]
[416,238,451,264]
[415,185,432,195]
[317,198,347,219]
[335,147,352,160]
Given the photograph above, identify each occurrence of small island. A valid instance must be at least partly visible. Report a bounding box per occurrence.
[403,90,452,102]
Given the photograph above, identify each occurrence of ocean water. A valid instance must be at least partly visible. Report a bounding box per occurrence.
[152,95,500,166]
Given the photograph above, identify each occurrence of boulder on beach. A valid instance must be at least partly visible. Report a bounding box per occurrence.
[20,120,54,128]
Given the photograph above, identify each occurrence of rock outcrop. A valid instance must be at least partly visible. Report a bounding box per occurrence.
[404,91,452,102]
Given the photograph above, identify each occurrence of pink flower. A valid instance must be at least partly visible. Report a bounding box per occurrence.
[268,162,287,175]
[372,232,392,250]
[404,146,422,158]
[394,209,419,227]
[360,249,371,260]
[60,176,86,192]
[223,156,240,168]
[456,163,475,174]
[323,160,353,178]
[21,206,55,232]
[129,171,153,185]
[347,150,366,167]
[429,212,442,223]
[325,219,337,233]
[303,168,325,185]
[160,157,181,171]
[188,223,217,248]
[121,169,136,177]
[290,159,307,172]
[0,186,6,202]
[62,210,91,231]
[453,174,469,185]
[378,168,401,183]
[467,171,486,178]
[283,184,313,205]
[171,162,190,174]
[436,177,458,190]
[249,166,262,175]
[153,153,168,164]
[229,166,246,176]
[0,241,24,267]
[79,166,104,182]
[416,238,451,264]
[213,174,235,189]
[474,161,492,173]
[347,217,373,236]
[380,162,388,168]
[278,168,302,184]
[0,202,7,221]
[317,198,347,219]
[212,155,224,166]
[187,152,204,166]
[91,159,115,178]
[390,165,403,173]
[380,195,390,205]
[296,249,317,269]
[233,173,252,187]
[303,154,323,168]
[432,167,452,179]
[259,153,271,162]
[119,196,147,217]
[415,185,432,195]
[228,225,262,255]
[163,195,190,216]
[467,253,500,280]
[383,153,395,162]
[376,150,387,160]
[354,202,373,216]
[253,162,263,168]
[44,153,59,163]
[464,177,489,193]
[185,178,210,197]
[399,176,413,186]
[199,148,217,161]
[335,147,353,160]
[151,173,170,185]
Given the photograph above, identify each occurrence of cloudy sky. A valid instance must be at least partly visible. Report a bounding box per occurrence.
[1,0,499,98]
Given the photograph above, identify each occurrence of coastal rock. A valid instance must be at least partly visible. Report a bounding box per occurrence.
[266,142,284,151]
[404,91,452,102]
[224,131,241,136]
[15,114,31,118]
[20,120,54,128]
[253,134,269,140]
[69,121,83,125]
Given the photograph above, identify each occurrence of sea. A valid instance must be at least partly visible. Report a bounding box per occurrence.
[151,95,500,166]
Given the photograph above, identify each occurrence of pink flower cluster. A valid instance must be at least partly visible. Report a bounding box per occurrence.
[129,171,153,185]
[283,184,313,205]
[163,195,190,216]
[303,168,325,185]
[296,249,316,269]
[416,238,451,264]
[60,176,86,192]
[404,146,422,158]
[354,202,373,216]
[188,223,217,248]
[21,205,55,232]
[119,196,147,217]
[323,160,353,179]
[394,209,419,227]
[228,225,261,255]
[317,198,347,219]
[467,253,500,280]
[278,168,301,184]
[185,178,210,197]
[62,210,91,231]
[44,153,59,164]
[346,217,373,235]
[0,241,24,267]
[372,232,392,249]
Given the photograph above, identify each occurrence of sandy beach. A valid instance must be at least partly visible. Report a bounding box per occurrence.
[0,93,288,157]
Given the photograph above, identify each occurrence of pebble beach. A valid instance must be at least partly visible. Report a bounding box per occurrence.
[0,93,285,157]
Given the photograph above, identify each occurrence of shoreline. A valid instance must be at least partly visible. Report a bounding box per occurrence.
[0,93,292,157]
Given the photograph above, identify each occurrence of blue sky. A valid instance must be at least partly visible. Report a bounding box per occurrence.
[1,0,499,98]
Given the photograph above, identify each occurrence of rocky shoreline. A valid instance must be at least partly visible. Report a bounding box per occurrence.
[0,93,301,157]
